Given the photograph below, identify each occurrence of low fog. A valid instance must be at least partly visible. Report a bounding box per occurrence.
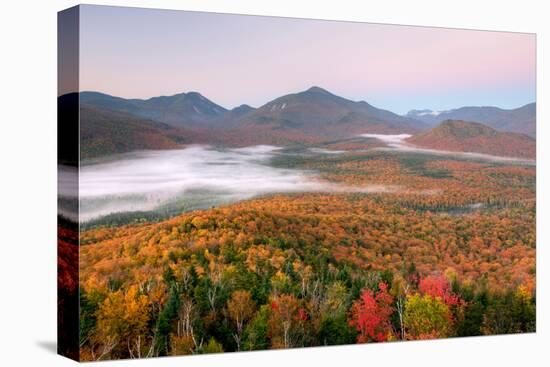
[66,135,534,223]
[78,145,394,221]
[361,134,536,165]
[308,147,346,155]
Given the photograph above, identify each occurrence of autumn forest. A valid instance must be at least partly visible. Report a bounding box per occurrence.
[58,130,536,360]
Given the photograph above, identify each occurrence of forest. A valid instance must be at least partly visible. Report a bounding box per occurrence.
[75,148,536,360]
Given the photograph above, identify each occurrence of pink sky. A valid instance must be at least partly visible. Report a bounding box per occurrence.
[78,5,535,114]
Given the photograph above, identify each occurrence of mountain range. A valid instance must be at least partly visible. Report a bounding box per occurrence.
[62,87,535,159]
[80,87,426,134]
[406,103,536,137]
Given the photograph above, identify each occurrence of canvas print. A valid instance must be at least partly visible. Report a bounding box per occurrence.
[58,5,536,362]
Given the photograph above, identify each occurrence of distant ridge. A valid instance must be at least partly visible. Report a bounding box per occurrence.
[406,103,536,137]
[407,120,535,159]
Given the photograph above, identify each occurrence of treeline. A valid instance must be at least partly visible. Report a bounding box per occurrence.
[79,259,535,360]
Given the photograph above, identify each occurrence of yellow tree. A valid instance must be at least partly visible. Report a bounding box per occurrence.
[227,290,256,350]
[94,285,150,360]
[403,294,452,340]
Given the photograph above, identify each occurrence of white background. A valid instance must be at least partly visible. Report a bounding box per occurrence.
[0,0,548,365]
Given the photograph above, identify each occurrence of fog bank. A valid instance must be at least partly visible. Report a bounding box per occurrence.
[79,145,393,221]
[360,134,535,165]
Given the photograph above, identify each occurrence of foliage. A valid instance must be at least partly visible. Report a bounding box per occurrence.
[349,282,394,342]
[78,146,536,360]
[404,294,451,339]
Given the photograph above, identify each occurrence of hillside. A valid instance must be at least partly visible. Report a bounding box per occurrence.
[406,103,536,137]
[80,104,186,159]
[407,120,536,159]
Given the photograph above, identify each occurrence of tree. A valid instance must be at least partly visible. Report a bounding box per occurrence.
[419,275,460,307]
[349,282,394,343]
[318,315,356,345]
[268,294,308,349]
[481,286,535,335]
[94,285,150,360]
[171,297,198,355]
[79,290,99,348]
[227,290,256,351]
[404,294,452,339]
[322,281,349,316]
[391,275,410,340]
[154,286,181,356]
[202,338,224,354]
[243,305,270,351]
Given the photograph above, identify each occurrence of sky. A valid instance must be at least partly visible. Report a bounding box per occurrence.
[79,5,536,115]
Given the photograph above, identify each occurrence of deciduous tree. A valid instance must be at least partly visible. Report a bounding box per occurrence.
[227,290,256,350]
[349,282,394,342]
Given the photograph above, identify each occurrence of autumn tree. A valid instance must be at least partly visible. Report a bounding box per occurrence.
[419,275,460,307]
[388,272,411,340]
[349,282,394,342]
[170,297,199,355]
[268,294,308,349]
[404,294,452,339]
[93,285,150,360]
[227,290,256,351]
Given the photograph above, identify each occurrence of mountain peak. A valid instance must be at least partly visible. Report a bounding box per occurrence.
[304,86,331,94]
[185,91,202,97]
[233,104,253,111]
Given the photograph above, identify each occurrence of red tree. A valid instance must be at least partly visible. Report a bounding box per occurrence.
[419,275,459,307]
[349,282,394,342]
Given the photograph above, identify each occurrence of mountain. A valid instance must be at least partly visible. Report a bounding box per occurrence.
[238,86,428,138]
[221,104,256,127]
[406,103,536,137]
[407,120,535,159]
[80,91,228,128]
[80,104,187,159]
